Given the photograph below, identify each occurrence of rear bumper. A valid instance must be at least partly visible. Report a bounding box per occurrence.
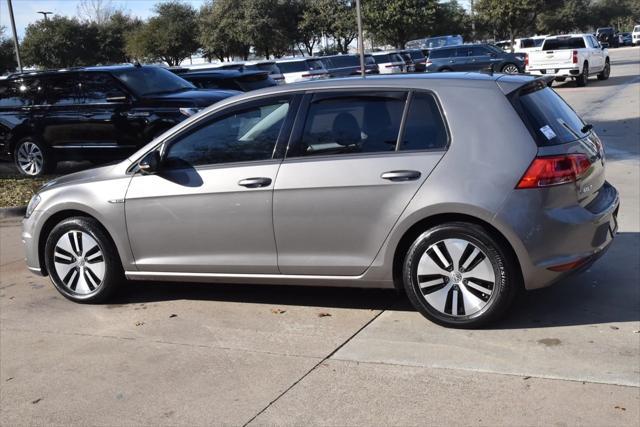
[496,181,620,290]
[528,67,581,78]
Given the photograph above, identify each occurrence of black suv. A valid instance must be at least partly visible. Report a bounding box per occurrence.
[426,44,524,74]
[596,27,620,48]
[0,65,239,176]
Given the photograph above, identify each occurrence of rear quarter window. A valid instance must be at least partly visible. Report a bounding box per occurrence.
[399,93,448,151]
[512,85,589,146]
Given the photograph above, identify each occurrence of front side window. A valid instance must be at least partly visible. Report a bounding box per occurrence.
[165,98,290,167]
[296,93,405,157]
[77,73,126,103]
[399,93,448,151]
[43,75,79,106]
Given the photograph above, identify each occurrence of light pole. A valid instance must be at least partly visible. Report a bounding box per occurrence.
[6,0,22,73]
[37,11,53,21]
[356,0,365,78]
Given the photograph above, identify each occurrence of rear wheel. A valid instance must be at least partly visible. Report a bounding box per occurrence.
[501,63,520,74]
[576,62,589,87]
[402,222,518,328]
[44,217,123,303]
[597,60,610,80]
[439,68,453,72]
[14,138,56,176]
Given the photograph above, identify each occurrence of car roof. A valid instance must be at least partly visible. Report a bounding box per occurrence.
[180,69,266,78]
[6,64,157,80]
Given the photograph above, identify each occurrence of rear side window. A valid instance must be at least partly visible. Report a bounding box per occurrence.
[400,93,448,151]
[43,75,79,106]
[306,60,325,71]
[296,93,405,156]
[514,86,588,146]
[428,48,452,59]
[408,50,425,60]
[278,61,307,73]
[77,73,126,103]
[0,79,40,107]
[543,37,586,50]
[372,54,391,63]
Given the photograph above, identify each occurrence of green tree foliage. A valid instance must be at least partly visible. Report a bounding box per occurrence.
[297,0,331,56]
[94,12,142,64]
[199,0,251,61]
[21,16,99,68]
[244,0,301,59]
[475,0,543,48]
[364,0,437,49]
[126,1,199,66]
[0,27,17,74]
[432,1,472,40]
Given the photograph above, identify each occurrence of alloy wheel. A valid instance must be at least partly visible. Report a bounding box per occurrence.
[416,238,496,317]
[16,142,44,176]
[53,230,105,295]
[502,64,519,74]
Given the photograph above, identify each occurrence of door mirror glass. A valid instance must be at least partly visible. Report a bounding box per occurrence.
[139,150,161,174]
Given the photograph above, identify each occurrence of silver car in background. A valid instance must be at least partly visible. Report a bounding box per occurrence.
[22,73,619,327]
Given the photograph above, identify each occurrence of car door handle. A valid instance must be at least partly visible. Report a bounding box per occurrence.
[381,170,421,182]
[238,177,272,188]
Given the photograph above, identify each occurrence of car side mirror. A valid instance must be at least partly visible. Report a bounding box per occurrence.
[139,150,160,174]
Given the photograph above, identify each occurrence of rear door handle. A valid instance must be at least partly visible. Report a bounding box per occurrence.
[381,170,421,182]
[238,177,272,188]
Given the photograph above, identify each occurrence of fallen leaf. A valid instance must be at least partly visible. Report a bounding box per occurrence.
[169,314,178,318]
[318,312,332,318]
[135,321,145,326]
[610,326,619,330]
[523,376,531,380]
[633,330,639,334]
[6,377,14,382]
[32,398,42,404]
[271,308,286,314]
[614,406,626,411]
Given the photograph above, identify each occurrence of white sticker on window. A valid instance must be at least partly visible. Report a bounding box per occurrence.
[540,125,557,140]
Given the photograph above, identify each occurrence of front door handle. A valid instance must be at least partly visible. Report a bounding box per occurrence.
[381,170,421,182]
[238,177,272,188]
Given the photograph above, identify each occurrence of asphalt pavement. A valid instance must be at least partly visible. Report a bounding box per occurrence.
[1,47,639,426]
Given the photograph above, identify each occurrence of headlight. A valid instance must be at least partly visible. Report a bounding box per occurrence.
[25,194,41,218]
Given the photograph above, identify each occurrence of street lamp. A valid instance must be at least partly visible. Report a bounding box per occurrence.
[37,11,53,21]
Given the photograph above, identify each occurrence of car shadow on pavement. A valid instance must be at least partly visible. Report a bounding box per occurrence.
[553,74,637,89]
[110,232,639,329]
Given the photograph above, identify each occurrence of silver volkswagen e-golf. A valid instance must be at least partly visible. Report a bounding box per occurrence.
[22,73,619,327]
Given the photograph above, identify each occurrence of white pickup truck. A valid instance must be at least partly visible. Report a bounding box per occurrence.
[526,34,610,87]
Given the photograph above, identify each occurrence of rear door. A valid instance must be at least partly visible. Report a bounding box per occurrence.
[273,90,449,275]
[39,74,85,149]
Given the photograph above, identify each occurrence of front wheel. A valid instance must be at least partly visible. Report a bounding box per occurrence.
[44,217,123,303]
[402,222,519,328]
[14,138,56,176]
[597,60,610,80]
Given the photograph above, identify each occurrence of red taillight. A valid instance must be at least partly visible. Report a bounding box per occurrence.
[572,50,578,64]
[516,154,591,189]
[524,53,528,67]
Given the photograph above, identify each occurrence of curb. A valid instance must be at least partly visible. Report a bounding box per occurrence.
[0,206,26,219]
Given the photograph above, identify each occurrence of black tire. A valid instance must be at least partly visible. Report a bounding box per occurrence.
[439,67,453,72]
[500,63,520,74]
[576,62,589,87]
[13,137,56,176]
[402,222,519,328]
[597,59,610,80]
[44,217,123,303]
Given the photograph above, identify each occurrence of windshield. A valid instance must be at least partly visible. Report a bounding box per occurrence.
[543,37,586,50]
[113,67,194,96]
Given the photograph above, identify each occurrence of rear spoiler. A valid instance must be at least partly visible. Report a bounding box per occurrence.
[496,74,555,95]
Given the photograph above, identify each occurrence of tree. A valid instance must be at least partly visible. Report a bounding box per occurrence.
[537,0,590,34]
[94,12,142,64]
[475,0,543,49]
[21,17,99,68]
[432,1,471,40]
[126,1,199,66]
[199,0,250,61]
[243,0,301,59]
[326,0,359,53]
[0,27,17,74]
[364,0,437,49]
[77,0,119,25]
[297,0,328,56]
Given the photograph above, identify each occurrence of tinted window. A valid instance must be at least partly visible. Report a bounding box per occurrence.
[112,66,194,96]
[516,87,588,146]
[428,48,454,59]
[0,79,42,107]
[306,59,326,71]
[165,98,289,167]
[297,93,405,156]
[470,46,490,56]
[246,63,281,75]
[400,93,447,151]
[325,55,359,68]
[543,37,586,50]
[372,53,391,63]
[77,73,125,103]
[43,75,79,106]
[277,61,307,73]
[408,50,425,60]
[365,55,376,65]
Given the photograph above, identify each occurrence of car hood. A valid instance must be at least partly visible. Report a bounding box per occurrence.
[140,89,241,107]
[39,162,128,192]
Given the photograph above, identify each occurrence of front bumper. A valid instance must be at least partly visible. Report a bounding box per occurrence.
[22,210,45,276]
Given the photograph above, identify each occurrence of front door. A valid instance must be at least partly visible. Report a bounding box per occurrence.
[273,91,449,275]
[125,95,296,274]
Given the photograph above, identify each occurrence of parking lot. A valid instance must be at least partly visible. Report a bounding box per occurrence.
[1,46,639,425]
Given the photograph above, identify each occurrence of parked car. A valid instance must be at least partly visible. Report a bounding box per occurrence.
[23,73,619,328]
[276,58,329,83]
[426,44,524,74]
[620,32,633,46]
[596,27,619,48]
[319,54,361,78]
[513,36,547,54]
[172,69,277,92]
[394,51,414,72]
[207,62,246,71]
[371,52,405,73]
[633,25,640,45]
[244,60,285,84]
[405,35,464,55]
[405,49,428,72]
[527,34,610,87]
[363,54,381,74]
[0,65,239,176]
